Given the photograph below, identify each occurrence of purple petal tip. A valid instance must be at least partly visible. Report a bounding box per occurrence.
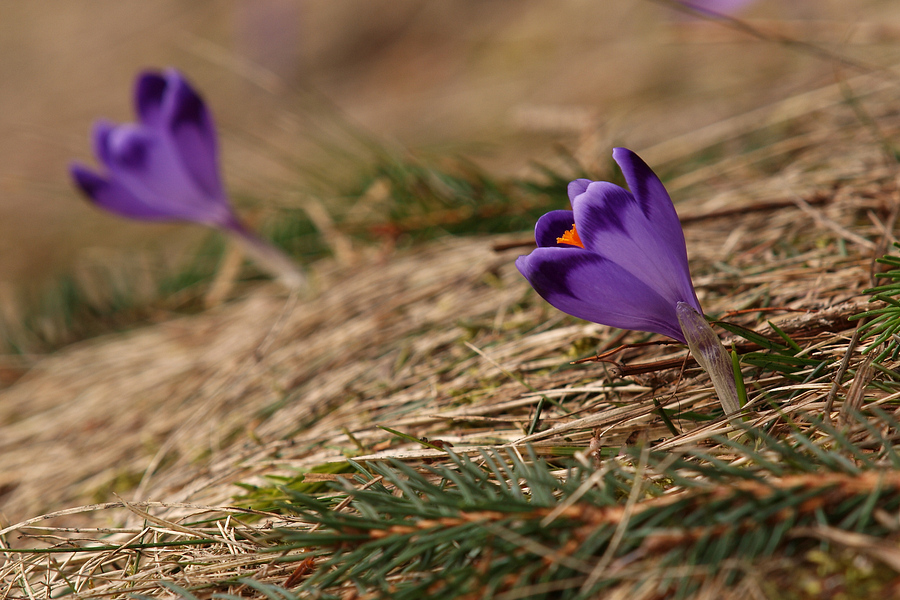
[70,164,105,200]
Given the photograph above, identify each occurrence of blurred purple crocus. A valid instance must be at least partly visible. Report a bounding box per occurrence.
[679,0,758,18]
[516,148,739,414]
[70,68,304,289]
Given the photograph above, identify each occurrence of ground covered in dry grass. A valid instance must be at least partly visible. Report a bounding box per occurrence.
[5,63,900,599]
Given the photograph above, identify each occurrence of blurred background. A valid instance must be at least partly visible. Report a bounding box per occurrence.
[1,0,899,351]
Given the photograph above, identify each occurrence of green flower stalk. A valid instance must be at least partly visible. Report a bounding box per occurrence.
[676,302,740,414]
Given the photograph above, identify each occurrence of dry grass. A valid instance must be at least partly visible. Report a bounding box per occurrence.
[5,56,900,599]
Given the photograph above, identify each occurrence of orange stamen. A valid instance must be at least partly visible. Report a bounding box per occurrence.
[556,224,584,248]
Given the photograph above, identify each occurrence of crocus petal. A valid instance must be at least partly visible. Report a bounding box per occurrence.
[567,179,591,202]
[91,120,116,167]
[679,0,757,17]
[136,69,223,200]
[571,156,700,312]
[100,124,233,226]
[135,72,168,128]
[534,210,576,247]
[516,247,687,342]
[159,70,223,199]
[70,164,181,221]
[612,147,692,279]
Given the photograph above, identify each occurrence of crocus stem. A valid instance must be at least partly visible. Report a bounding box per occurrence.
[675,302,740,415]
[224,225,306,290]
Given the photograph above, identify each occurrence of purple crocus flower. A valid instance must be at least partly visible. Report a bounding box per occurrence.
[678,0,758,18]
[517,148,740,414]
[71,68,304,288]
[516,148,700,344]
